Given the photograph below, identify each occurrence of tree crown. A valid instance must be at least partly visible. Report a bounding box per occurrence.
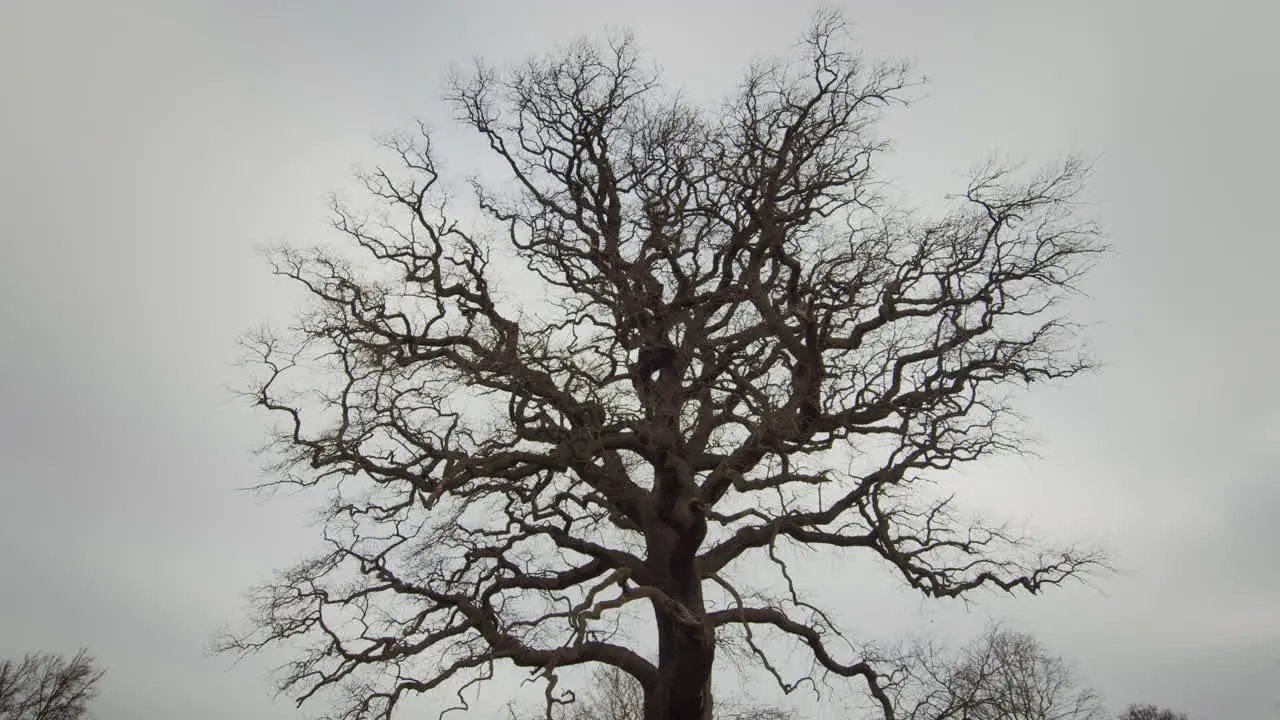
[220,14,1105,720]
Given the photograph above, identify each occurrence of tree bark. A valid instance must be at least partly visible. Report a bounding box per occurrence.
[644,558,713,720]
[645,463,714,720]
[647,604,714,720]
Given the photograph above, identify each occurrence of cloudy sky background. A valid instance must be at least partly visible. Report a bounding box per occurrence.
[2,1,1278,718]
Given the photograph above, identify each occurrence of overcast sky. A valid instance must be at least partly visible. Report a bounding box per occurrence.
[2,1,1278,718]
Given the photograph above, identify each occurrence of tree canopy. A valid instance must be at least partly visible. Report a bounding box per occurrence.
[0,650,104,720]
[219,13,1105,720]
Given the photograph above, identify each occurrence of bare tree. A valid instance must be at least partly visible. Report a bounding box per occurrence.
[0,650,105,720]
[894,628,1102,720]
[1116,704,1189,720]
[218,12,1105,720]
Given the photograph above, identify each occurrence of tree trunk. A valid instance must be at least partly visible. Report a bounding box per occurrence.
[645,465,714,720]
[644,578,714,720]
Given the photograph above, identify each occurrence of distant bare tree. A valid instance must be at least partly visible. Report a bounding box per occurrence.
[219,10,1105,720]
[1116,704,1189,720]
[562,666,642,720]
[0,650,104,720]
[894,628,1102,720]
